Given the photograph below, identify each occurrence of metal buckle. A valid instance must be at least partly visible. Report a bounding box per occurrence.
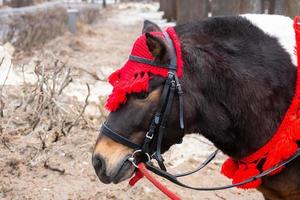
[146,131,153,139]
[168,71,175,76]
[128,149,151,168]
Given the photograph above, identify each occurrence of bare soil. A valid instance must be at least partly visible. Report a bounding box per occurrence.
[0,3,264,200]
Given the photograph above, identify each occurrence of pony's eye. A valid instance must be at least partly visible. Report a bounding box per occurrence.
[134,92,149,99]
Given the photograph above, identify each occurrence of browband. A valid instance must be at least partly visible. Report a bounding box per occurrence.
[128,55,170,69]
[128,31,178,72]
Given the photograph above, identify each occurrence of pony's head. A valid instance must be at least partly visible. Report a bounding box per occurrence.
[92,21,186,184]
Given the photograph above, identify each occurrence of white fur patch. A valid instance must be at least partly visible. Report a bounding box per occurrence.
[242,14,296,66]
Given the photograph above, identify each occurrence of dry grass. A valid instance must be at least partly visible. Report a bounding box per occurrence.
[0,59,107,153]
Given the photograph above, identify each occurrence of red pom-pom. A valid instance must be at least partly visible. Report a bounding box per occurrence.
[232,165,262,189]
[221,158,238,179]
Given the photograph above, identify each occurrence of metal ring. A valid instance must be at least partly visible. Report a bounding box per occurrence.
[127,150,151,168]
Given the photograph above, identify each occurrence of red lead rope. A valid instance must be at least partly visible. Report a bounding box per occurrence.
[129,163,181,200]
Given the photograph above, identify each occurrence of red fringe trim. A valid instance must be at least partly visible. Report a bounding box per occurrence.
[105,27,183,111]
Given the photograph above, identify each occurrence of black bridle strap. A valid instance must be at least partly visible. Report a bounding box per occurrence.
[163,32,177,71]
[145,148,300,191]
[155,76,177,171]
[129,31,183,171]
[101,123,142,150]
[162,31,184,129]
[174,150,218,178]
[129,55,171,69]
[155,72,176,122]
[142,72,175,154]
[174,75,184,129]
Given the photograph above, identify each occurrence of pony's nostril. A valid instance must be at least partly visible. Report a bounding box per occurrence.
[92,154,105,173]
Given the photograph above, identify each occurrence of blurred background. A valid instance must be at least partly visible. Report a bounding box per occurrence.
[0,0,297,200]
[159,0,300,23]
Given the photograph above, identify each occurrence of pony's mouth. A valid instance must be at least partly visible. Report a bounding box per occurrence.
[111,160,135,184]
[95,155,136,184]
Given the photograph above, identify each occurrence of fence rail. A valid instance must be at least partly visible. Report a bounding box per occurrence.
[1,0,109,8]
[160,0,300,23]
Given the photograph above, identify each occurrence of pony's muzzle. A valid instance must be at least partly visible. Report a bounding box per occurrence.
[92,134,136,184]
[92,154,112,184]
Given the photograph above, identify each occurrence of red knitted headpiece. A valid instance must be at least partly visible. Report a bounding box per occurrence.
[221,17,300,189]
[105,27,183,111]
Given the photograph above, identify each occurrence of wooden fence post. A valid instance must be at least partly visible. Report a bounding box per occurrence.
[176,0,209,24]
[159,0,165,11]
[287,0,300,18]
[212,0,263,16]
[269,0,300,17]
[211,0,241,16]
[239,0,262,13]
[163,0,176,21]
[272,0,289,15]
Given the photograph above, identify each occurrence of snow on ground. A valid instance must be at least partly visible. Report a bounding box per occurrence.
[242,14,297,65]
[109,2,175,27]
[0,43,22,86]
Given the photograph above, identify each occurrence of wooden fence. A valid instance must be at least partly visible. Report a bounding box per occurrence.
[160,0,300,23]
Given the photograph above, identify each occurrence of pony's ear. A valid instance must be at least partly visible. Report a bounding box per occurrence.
[145,32,169,63]
[142,20,162,33]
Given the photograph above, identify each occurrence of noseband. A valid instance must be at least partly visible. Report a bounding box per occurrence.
[99,28,300,191]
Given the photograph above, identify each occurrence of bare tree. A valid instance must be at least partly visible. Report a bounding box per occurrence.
[163,0,177,22]
[211,0,241,16]
[239,0,262,13]
[269,0,289,15]
[268,0,300,17]
[287,0,300,18]
[176,0,209,24]
[159,0,164,11]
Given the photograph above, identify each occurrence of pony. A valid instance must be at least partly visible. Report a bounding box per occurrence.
[93,15,300,200]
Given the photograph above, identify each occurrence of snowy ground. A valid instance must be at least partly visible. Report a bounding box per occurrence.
[0,2,264,200]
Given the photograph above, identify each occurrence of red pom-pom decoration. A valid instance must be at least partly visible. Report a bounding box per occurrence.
[232,165,262,189]
[221,158,238,179]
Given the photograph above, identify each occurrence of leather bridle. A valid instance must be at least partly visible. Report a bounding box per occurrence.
[102,31,184,171]
[100,31,300,191]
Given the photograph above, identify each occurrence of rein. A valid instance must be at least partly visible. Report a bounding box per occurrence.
[100,17,300,198]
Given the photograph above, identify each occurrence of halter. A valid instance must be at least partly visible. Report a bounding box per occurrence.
[100,19,300,192]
